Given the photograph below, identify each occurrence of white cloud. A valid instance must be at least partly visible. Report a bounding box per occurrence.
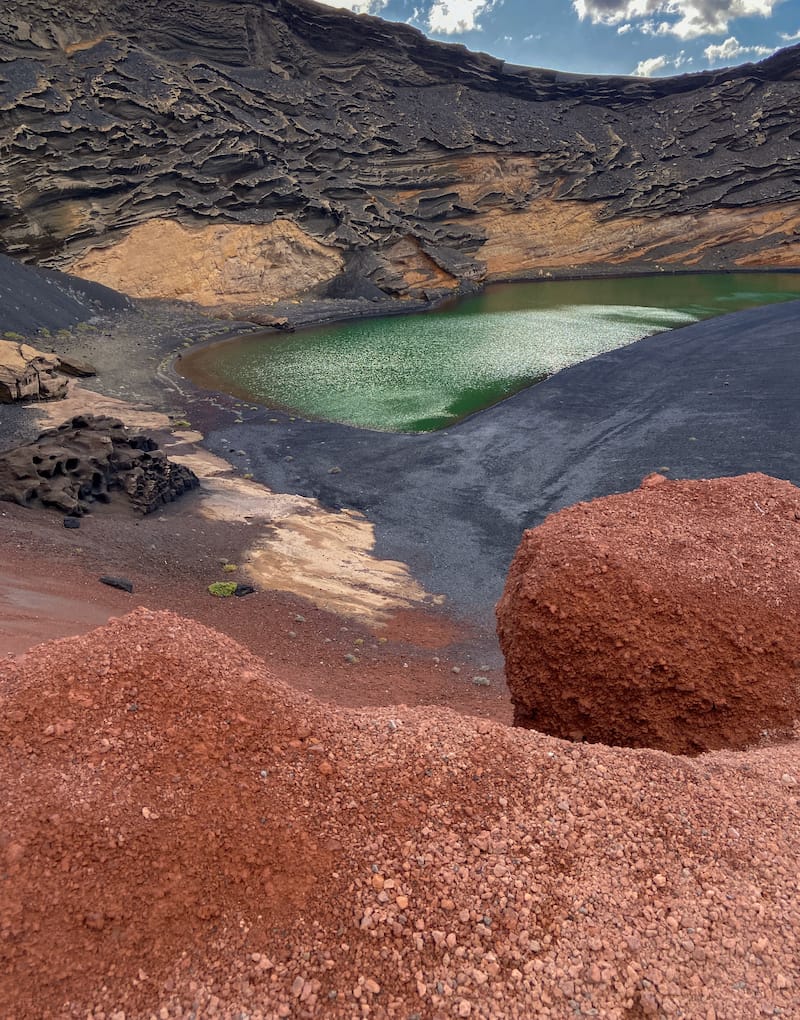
[781,28,800,41]
[703,34,774,60]
[631,53,670,74]
[574,1,781,40]
[314,0,388,13]
[630,32,774,77]
[631,46,698,73]
[427,0,497,34]
[617,22,634,32]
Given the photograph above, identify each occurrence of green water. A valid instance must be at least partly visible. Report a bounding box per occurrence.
[182,273,800,432]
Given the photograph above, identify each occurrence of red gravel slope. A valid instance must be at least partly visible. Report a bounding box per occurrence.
[2,609,800,1019]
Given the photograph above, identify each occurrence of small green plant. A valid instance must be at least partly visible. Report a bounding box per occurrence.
[208,581,237,597]
[39,327,51,338]
[172,419,191,428]
[3,331,25,341]
[222,563,237,573]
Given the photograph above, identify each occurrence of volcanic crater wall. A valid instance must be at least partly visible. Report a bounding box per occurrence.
[1,0,800,309]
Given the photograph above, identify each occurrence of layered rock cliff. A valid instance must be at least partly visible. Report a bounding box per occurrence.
[1,0,799,310]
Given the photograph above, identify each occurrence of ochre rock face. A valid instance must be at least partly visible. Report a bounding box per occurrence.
[68,218,345,307]
[496,473,800,755]
[1,0,799,308]
[0,340,68,402]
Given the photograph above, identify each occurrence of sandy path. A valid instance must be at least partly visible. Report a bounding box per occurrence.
[0,560,128,657]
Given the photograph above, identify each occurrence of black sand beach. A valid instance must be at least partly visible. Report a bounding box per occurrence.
[3,250,799,635]
[193,299,800,620]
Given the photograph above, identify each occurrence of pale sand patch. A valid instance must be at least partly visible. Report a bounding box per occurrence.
[168,429,204,445]
[191,473,309,525]
[245,508,443,622]
[32,379,173,432]
[164,434,440,622]
[162,438,314,522]
[31,384,439,622]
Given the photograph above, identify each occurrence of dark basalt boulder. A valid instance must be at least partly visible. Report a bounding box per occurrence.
[100,575,134,593]
[57,354,97,378]
[0,414,199,515]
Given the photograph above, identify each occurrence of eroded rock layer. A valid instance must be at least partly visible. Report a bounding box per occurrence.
[1,0,799,308]
[0,339,68,402]
[497,473,800,755]
[0,413,199,514]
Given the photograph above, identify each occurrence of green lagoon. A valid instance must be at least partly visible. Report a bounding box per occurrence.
[182,273,800,432]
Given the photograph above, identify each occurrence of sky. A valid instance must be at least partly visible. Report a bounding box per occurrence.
[313,0,800,76]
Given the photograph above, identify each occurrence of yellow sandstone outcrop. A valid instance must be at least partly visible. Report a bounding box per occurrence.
[475,197,800,277]
[0,340,67,402]
[68,218,344,306]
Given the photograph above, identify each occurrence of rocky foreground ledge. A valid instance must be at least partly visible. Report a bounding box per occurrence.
[0,414,199,516]
[2,605,800,1019]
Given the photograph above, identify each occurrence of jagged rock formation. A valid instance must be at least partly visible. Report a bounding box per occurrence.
[1,0,799,311]
[0,336,97,403]
[0,413,199,514]
[0,339,69,401]
[497,473,800,755]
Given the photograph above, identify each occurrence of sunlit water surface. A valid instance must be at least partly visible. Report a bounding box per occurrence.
[182,273,800,432]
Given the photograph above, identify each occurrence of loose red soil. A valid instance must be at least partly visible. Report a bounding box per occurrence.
[498,472,800,754]
[0,498,509,724]
[3,610,800,1019]
[5,473,800,1018]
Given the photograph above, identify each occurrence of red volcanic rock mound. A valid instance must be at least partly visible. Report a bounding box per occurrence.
[0,610,331,1016]
[497,472,800,755]
[5,608,800,1018]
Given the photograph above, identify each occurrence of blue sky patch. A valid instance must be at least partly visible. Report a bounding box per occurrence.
[315,0,800,76]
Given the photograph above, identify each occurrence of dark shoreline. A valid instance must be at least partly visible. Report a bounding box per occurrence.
[219,264,800,336]
[175,268,800,438]
[182,297,800,629]
[5,271,800,643]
